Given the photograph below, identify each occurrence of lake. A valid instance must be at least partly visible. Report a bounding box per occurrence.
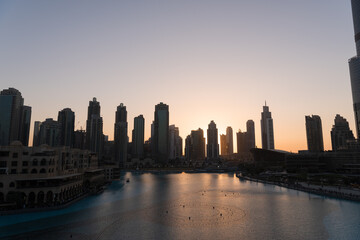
[1,172,360,240]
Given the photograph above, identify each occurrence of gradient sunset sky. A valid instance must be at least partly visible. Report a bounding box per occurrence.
[0,0,356,152]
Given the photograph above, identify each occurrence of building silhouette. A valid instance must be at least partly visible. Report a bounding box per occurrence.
[74,130,86,149]
[207,120,219,159]
[33,121,41,147]
[58,108,75,147]
[185,128,205,162]
[305,115,324,152]
[261,103,274,150]
[114,103,128,167]
[152,102,169,164]
[220,134,227,155]
[132,115,144,158]
[38,118,61,147]
[331,114,355,151]
[86,98,104,159]
[349,0,360,139]
[246,120,255,150]
[226,126,233,155]
[0,88,31,146]
[237,130,247,153]
[169,125,182,160]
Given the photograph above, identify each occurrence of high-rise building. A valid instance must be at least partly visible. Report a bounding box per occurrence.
[261,103,274,150]
[184,135,191,161]
[246,120,255,150]
[349,0,360,139]
[74,130,86,149]
[169,125,182,159]
[19,106,31,146]
[153,102,169,164]
[305,115,324,152]
[86,98,104,158]
[189,128,205,161]
[38,118,61,147]
[207,120,219,159]
[237,130,247,153]
[0,88,31,146]
[331,114,355,151]
[33,121,41,147]
[220,134,227,155]
[132,115,144,158]
[114,103,128,167]
[226,126,233,155]
[58,108,75,147]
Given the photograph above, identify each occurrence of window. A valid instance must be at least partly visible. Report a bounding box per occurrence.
[21,169,28,174]
[10,169,17,174]
[0,151,9,157]
[0,161,7,168]
[40,159,46,166]
[22,161,28,166]
[9,182,15,188]
[23,152,29,155]
[12,153,18,158]
[11,161,17,167]
[32,159,38,166]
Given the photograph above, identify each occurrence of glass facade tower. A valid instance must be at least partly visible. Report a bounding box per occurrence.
[349,0,360,138]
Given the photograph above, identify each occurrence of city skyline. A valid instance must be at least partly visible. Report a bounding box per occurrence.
[0,0,356,152]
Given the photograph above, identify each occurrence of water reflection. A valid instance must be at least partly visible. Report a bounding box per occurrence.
[1,173,360,240]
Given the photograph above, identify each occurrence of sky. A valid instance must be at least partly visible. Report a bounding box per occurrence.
[0,0,356,152]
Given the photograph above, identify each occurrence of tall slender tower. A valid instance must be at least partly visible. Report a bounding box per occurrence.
[349,0,360,138]
[261,103,274,150]
[153,102,169,164]
[58,108,75,147]
[246,120,255,150]
[305,115,324,152]
[132,114,144,158]
[226,126,233,155]
[114,103,128,168]
[86,98,103,159]
[207,120,219,159]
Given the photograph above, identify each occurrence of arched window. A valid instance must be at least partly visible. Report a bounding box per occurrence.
[40,158,46,166]
[32,159,38,166]
[40,168,46,174]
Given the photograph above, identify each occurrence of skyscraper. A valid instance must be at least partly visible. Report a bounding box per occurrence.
[226,126,233,155]
[246,120,255,150]
[58,108,75,147]
[305,115,324,152]
[153,102,169,164]
[114,103,128,167]
[86,98,104,158]
[261,103,274,150]
[220,134,227,155]
[236,130,247,153]
[349,0,360,138]
[33,121,41,147]
[207,120,219,159]
[38,118,61,147]
[0,88,31,146]
[169,125,182,159]
[132,115,144,158]
[331,114,355,151]
[188,128,205,162]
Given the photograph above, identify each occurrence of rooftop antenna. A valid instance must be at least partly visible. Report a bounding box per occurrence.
[265,100,267,106]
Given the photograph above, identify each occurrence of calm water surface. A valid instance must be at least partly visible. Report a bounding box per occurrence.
[1,172,360,240]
